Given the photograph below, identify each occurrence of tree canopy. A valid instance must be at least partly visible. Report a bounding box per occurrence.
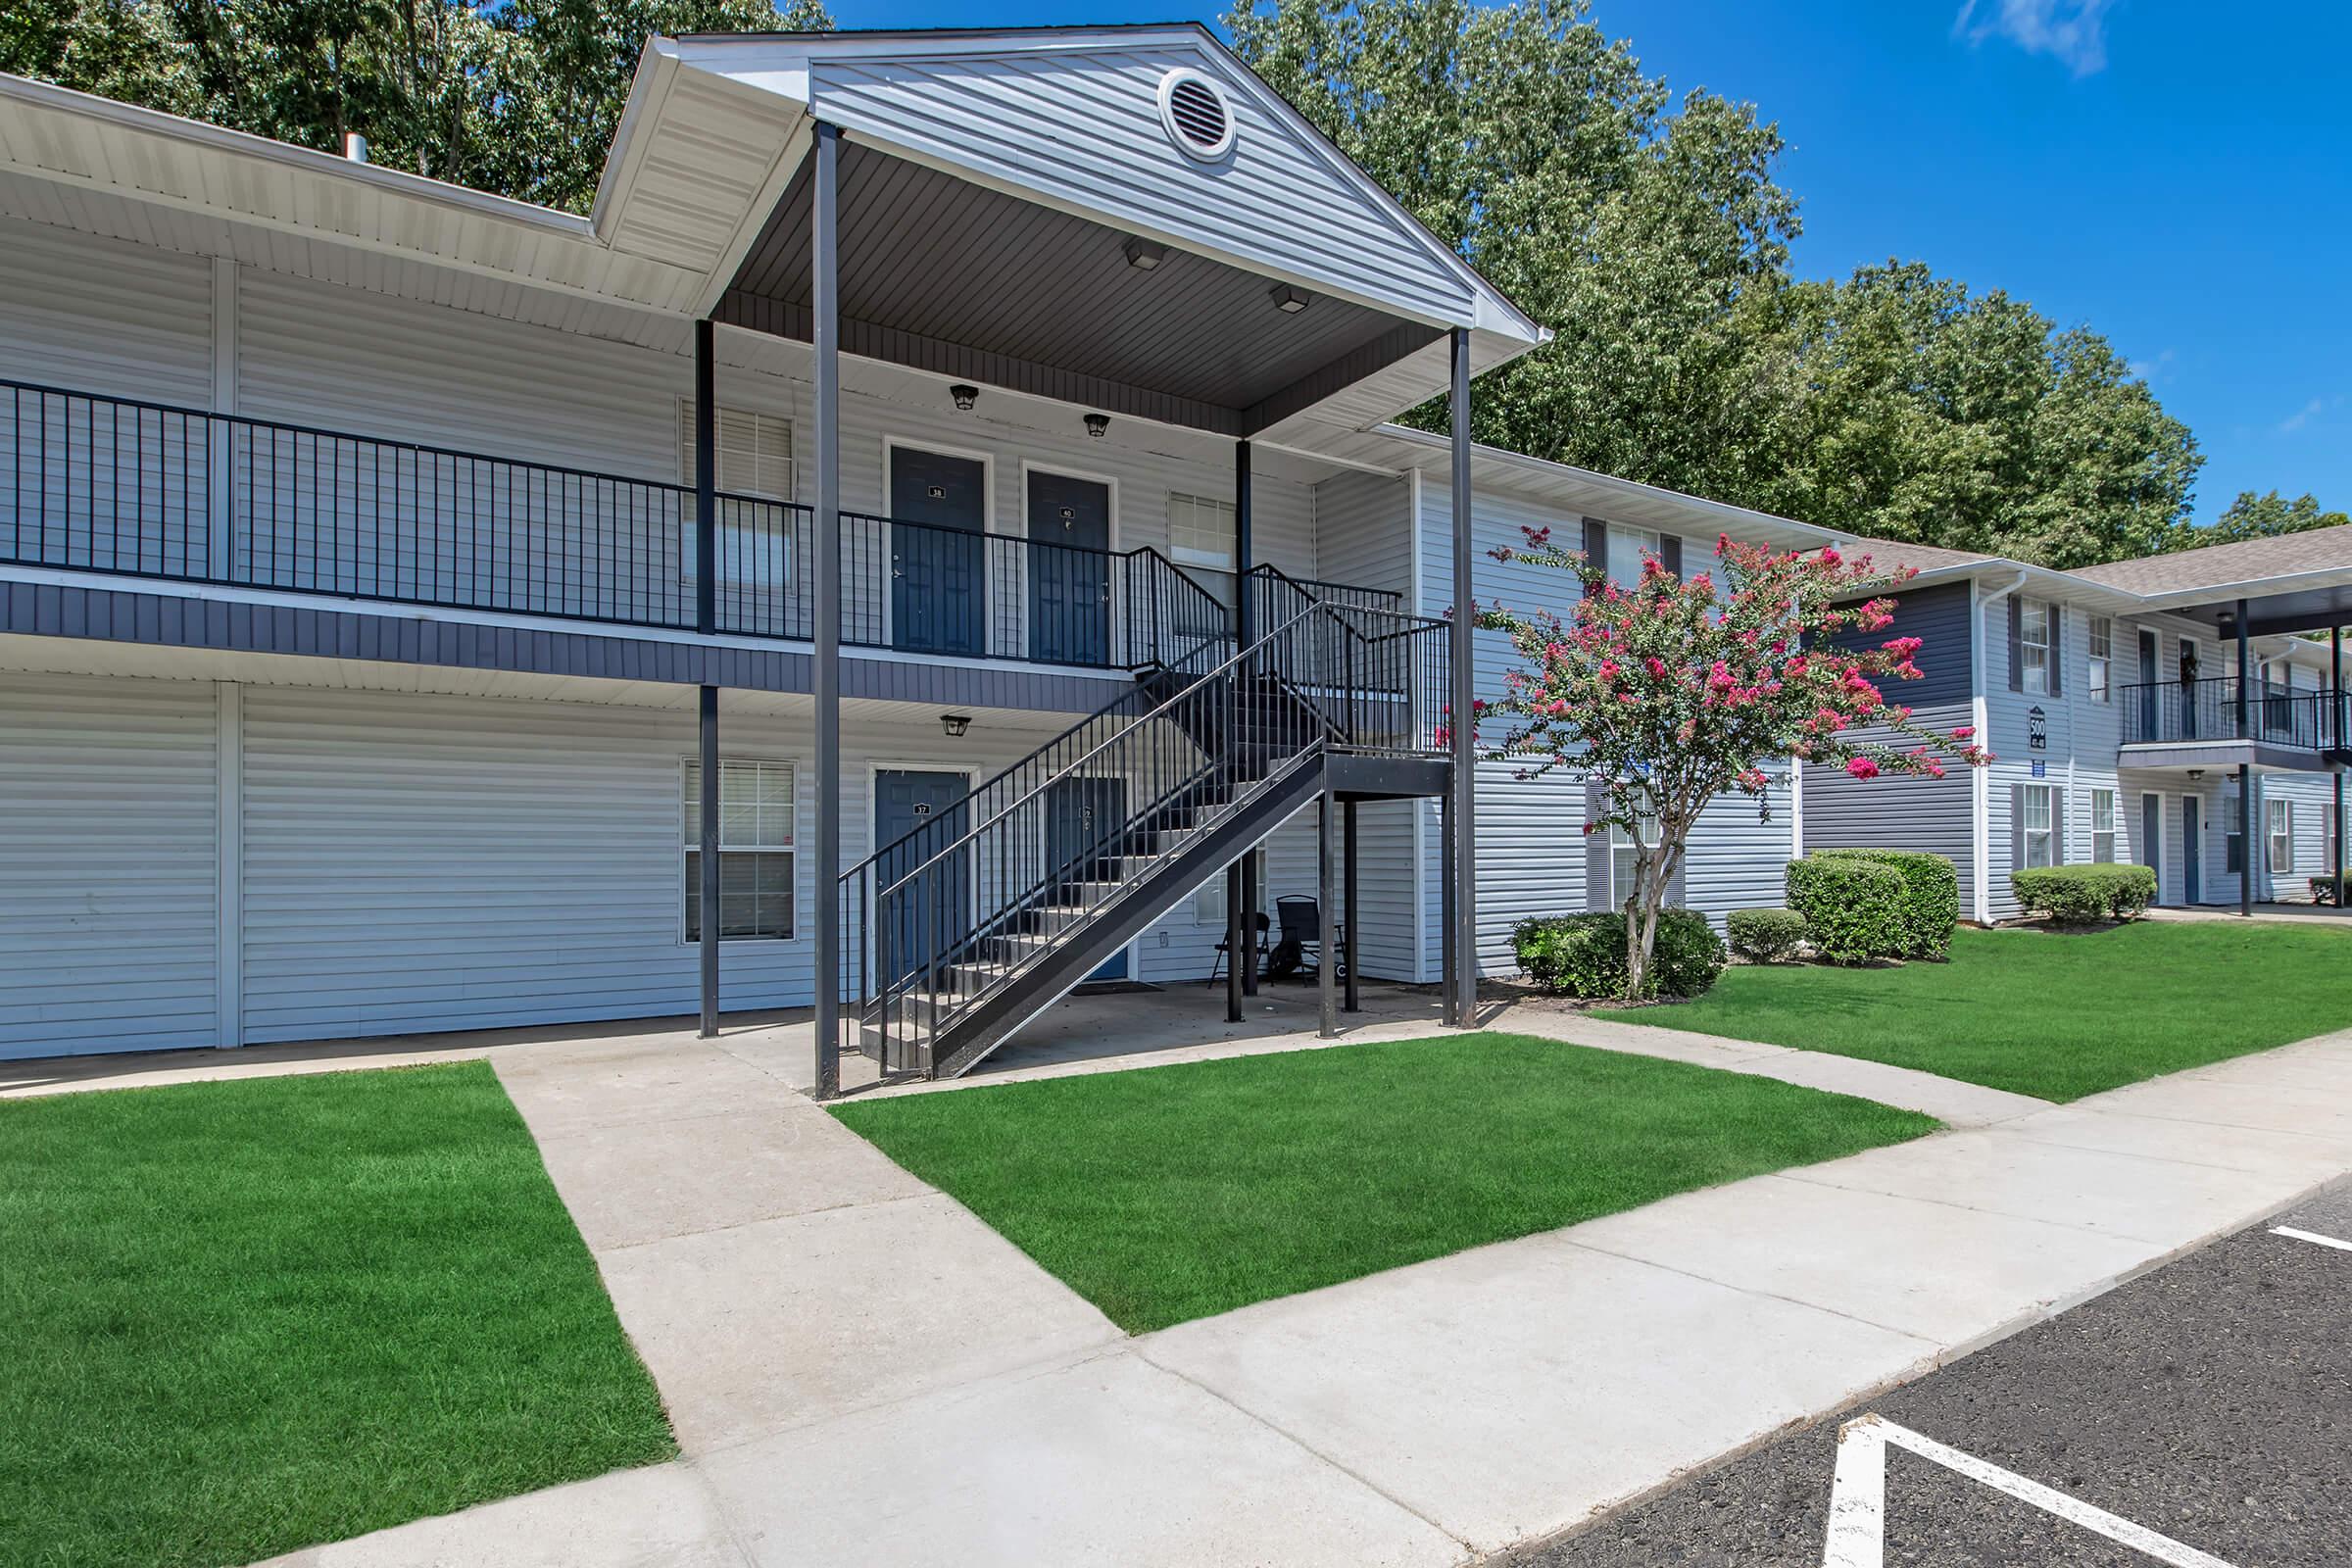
[2,0,832,211]
[1231,0,2220,568]
[2194,490,2350,547]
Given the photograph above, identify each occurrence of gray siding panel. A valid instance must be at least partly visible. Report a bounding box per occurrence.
[1825,580,1974,707]
[1800,700,1978,913]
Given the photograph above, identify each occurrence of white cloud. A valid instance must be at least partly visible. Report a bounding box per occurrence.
[1954,0,2118,76]
[2278,397,2326,434]
[2129,347,2176,382]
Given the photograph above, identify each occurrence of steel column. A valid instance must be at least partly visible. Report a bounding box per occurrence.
[2238,762,2254,917]
[1343,798,1360,1013]
[1235,438,1253,644]
[1447,326,1477,1026]
[1319,786,1338,1038]
[1440,789,1456,1018]
[697,684,719,1037]
[2335,627,2345,906]
[811,122,843,1098]
[694,319,716,636]
[2234,601,2251,738]
[1224,861,1244,1022]
[1241,849,1260,998]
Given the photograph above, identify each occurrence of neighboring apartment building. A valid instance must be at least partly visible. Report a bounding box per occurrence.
[4,26,2341,1082]
[1799,530,2352,920]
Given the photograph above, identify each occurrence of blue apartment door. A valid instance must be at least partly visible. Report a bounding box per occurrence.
[889,447,986,657]
[1045,774,1128,980]
[2182,796,2202,904]
[874,769,971,990]
[1027,470,1112,665]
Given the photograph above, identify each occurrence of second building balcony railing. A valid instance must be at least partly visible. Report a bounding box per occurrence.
[1,378,1253,671]
[2121,675,2347,753]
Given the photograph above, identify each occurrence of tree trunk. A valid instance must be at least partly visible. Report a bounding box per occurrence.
[1621,839,1684,1003]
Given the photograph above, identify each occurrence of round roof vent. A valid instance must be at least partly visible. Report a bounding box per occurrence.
[1157,69,1236,162]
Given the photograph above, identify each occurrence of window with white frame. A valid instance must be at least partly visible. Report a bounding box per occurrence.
[2328,804,2341,882]
[2269,797,2293,875]
[2225,783,2244,874]
[2087,617,2112,704]
[682,759,795,940]
[1607,523,1664,590]
[1606,795,1663,907]
[2023,783,2057,868]
[1168,492,1239,608]
[680,405,796,589]
[2089,787,2117,862]
[2020,601,2052,696]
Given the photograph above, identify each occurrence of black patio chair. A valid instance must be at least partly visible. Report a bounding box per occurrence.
[1205,910,1271,985]
[1273,896,1346,981]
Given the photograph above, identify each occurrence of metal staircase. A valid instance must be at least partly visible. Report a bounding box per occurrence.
[837,570,1451,1079]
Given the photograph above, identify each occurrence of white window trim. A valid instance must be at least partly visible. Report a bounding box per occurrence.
[1606,522,1664,591]
[2020,601,2051,697]
[2086,616,2112,705]
[2023,782,2057,869]
[2268,797,2293,876]
[679,401,798,591]
[2089,787,2117,864]
[680,756,798,944]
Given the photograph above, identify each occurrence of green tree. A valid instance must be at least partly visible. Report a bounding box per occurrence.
[1,0,830,211]
[2185,490,2349,547]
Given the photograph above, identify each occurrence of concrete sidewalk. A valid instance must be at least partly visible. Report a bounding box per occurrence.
[241,1017,2352,1567]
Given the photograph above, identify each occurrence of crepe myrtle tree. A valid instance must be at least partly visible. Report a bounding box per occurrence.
[1463,529,1991,1000]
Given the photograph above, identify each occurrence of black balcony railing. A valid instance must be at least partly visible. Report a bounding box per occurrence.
[0,378,1296,672]
[2122,676,2347,752]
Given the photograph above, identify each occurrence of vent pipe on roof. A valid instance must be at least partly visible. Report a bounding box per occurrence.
[344,132,368,164]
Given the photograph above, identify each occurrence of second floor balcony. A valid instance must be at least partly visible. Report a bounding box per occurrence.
[2122,675,2350,761]
[1,379,1397,675]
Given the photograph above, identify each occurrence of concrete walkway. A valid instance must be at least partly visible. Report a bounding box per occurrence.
[24,1004,2347,1566]
[233,1016,2352,1566]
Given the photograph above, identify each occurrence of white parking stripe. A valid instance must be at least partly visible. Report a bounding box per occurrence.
[2270,1225,2352,1253]
[1822,1414,2238,1568]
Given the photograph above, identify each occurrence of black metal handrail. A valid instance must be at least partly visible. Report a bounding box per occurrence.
[2121,676,2345,750]
[838,595,1450,1075]
[0,378,1409,673]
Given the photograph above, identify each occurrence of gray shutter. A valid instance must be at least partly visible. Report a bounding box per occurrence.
[1584,781,1612,911]
[2049,606,2064,697]
[1582,518,1608,597]
[2008,598,2024,693]
[1659,532,1684,579]
[2010,782,2025,875]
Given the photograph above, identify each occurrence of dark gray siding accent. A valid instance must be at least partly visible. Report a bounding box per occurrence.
[1801,698,1977,914]
[1827,580,1975,707]
[0,583,1131,714]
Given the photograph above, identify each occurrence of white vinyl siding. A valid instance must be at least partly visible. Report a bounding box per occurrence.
[0,672,220,1057]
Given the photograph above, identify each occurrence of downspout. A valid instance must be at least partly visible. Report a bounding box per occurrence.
[1970,569,2029,925]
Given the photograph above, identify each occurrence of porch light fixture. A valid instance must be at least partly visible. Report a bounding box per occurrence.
[1084,413,1110,439]
[949,383,979,412]
[1123,237,1167,271]
[1270,283,1310,315]
[940,713,973,739]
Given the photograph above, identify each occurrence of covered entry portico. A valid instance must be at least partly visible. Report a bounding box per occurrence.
[617,26,1548,1089]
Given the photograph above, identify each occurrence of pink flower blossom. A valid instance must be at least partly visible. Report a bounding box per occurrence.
[1950,725,1975,740]
[1845,758,1881,780]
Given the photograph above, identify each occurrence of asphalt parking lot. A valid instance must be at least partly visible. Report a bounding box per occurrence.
[1504,1178,2352,1567]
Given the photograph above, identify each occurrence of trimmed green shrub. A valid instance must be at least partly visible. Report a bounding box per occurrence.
[1512,908,1727,1000]
[1810,849,1960,959]
[1785,856,1904,964]
[1727,907,1808,963]
[2012,863,2158,925]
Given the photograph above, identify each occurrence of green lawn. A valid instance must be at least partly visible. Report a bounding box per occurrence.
[831,1033,1936,1332]
[1598,921,2352,1102]
[0,1063,673,1568]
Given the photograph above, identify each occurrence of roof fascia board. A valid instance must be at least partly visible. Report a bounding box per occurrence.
[589,37,686,240]
[2132,564,2352,613]
[0,71,592,237]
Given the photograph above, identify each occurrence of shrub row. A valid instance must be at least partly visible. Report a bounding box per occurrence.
[2011,863,2157,924]
[1511,909,1727,1001]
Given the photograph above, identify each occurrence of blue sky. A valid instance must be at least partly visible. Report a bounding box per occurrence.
[832,1,2350,527]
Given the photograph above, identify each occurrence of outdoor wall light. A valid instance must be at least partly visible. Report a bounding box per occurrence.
[940,713,973,739]
[1270,283,1310,315]
[949,383,979,412]
[1084,413,1110,439]
[1123,237,1167,270]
